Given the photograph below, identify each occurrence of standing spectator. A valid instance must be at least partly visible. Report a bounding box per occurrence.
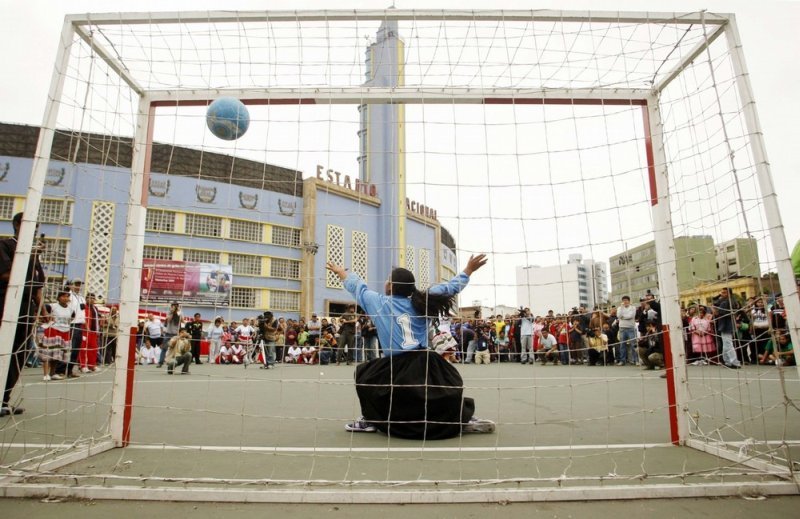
[712,287,741,369]
[518,308,534,364]
[568,317,583,365]
[39,289,73,381]
[360,315,379,361]
[144,314,164,367]
[275,316,287,363]
[0,214,48,401]
[256,312,278,369]
[616,296,637,366]
[103,306,119,365]
[337,304,357,365]
[185,313,204,365]
[307,313,322,346]
[556,317,570,366]
[56,277,86,379]
[208,317,225,363]
[689,306,715,365]
[80,292,101,372]
[159,302,182,368]
[750,297,771,363]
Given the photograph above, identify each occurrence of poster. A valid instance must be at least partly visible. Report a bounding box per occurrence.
[141,259,233,306]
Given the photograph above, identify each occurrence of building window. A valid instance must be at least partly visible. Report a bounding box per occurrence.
[270,290,300,311]
[145,209,176,233]
[143,245,173,260]
[270,257,300,279]
[230,219,263,242]
[38,199,72,224]
[183,249,220,264]
[40,239,68,264]
[0,196,14,220]
[726,245,735,252]
[230,287,257,308]
[185,213,222,238]
[230,253,262,276]
[272,226,301,247]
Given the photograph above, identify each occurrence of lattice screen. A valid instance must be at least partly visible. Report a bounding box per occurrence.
[326,225,344,289]
[405,245,416,278]
[86,201,114,299]
[352,230,368,282]
[418,249,430,291]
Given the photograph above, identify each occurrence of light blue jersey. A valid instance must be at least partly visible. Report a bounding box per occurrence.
[343,272,471,357]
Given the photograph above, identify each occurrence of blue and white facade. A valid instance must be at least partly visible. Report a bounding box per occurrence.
[0,21,459,322]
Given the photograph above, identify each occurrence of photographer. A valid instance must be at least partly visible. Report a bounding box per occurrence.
[518,307,534,364]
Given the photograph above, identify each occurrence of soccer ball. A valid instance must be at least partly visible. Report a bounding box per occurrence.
[206,97,250,140]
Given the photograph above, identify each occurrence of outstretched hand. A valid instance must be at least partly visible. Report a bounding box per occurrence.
[463,254,488,276]
[326,261,348,281]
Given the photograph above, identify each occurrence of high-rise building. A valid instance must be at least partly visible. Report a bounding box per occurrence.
[516,254,608,316]
[609,236,718,304]
[715,238,761,279]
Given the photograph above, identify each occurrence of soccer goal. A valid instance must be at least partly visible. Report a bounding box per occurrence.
[0,9,798,503]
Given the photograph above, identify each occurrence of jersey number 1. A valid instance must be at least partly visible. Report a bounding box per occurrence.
[396,314,417,347]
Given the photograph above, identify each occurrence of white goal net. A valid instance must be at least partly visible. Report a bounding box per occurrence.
[0,9,798,503]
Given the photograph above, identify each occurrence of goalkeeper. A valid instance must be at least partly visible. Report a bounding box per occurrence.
[326,254,494,439]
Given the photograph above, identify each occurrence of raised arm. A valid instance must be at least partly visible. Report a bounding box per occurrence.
[428,254,488,297]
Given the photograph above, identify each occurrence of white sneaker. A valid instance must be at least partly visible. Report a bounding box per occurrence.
[43,375,51,381]
[81,367,90,374]
[462,417,496,434]
[90,367,99,372]
[344,418,377,432]
[50,374,64,381]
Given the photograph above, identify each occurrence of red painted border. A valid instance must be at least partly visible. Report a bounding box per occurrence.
[661,325,680,445]
[640,104,659,206]
[150,99,317,108]
[122,326,138,446]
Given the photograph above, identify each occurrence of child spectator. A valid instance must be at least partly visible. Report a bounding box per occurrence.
[301,343,318,364]
[760,332,795,366]
[284,344,302,363]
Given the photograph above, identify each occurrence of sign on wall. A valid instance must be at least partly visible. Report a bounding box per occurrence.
[141,259,232,306]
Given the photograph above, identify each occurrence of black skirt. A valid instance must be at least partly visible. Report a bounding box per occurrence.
[354,349,475,440]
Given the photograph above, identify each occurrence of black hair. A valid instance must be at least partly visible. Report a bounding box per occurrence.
[390,267,457,318]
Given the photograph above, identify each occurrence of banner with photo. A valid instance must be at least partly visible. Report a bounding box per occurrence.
[141,259,233,306]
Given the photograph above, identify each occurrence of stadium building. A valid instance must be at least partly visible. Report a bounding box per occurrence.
[0,21,459,322]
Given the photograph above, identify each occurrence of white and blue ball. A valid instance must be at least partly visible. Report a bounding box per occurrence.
[206,97,250,141]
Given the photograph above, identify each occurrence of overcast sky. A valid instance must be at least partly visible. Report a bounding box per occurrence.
[1,0,798,308]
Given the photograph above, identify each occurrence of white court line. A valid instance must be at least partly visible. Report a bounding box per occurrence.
[5,441,800,453]
[23,373,799,387]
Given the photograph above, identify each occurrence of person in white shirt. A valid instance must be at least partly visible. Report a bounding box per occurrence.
[301,344,317,364]
[57,278,86,378]
[616,296,638,366]
[208,317,226,363]
[146,315,165,352]
[150,345,162,365]
[537,329,560,365]
[234,318,254,343]
[230,342,245,364]
[284,345,302,363]
[518,309,534,364]
[40,289,73,380]
[139,339,153,365]
[219,343,232,364]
